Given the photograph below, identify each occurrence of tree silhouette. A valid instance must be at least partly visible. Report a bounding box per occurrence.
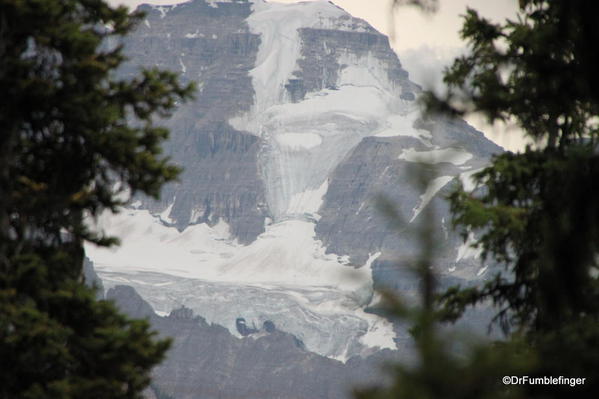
[359,1,599,397]
[0,1,193,397]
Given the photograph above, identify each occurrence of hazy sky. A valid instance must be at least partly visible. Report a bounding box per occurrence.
[109,0,514,50]
[107,0,526,151]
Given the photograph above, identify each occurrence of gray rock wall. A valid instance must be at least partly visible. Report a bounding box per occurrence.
[122,0,268,243]
[293,27,417,101]
[316,119,503,276]
[107,284,395,399]
[83,257,104,298]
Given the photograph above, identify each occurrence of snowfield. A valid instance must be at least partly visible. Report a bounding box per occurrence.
[86,206,396,360]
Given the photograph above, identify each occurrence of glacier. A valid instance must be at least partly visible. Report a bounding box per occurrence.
[86,203,396,360]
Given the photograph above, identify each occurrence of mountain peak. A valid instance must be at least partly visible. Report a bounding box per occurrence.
[89,0,501,362]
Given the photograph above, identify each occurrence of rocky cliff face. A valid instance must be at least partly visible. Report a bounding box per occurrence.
[83,257,104,298]
[317,117,500,275]
[107,285,397,399]
[120,0,267,243]
[85,0,500,373]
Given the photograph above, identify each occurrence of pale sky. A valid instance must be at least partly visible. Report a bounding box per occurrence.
[108,0,526,151]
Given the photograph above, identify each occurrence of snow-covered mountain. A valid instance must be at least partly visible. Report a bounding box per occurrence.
[85,0,501,375]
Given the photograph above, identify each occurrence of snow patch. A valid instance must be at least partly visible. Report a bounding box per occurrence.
[399,147,473,166]
[275,133,322,150]
[359,312,396,349]
[185,29,204,38]
[159,201,175,224]
[153,6,169,19]
[356,253,396,352]
[459,167,485,192]
[207,0,235,8]
[456,232,483,262]
[375,109,432,144]
[211,218,231,239]
[189,207,203,224]
[441,216,449,239]
[410,176,454,222]
[286,179,328,217]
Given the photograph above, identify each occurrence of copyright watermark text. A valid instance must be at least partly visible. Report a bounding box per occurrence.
[503,376,586,387]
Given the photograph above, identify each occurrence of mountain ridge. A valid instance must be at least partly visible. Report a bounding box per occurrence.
[85,0,501,363]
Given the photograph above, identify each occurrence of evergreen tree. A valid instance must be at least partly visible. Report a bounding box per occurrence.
[434,1,599,389]
[0,1,193,397]
[358,0,599,397]
[357,171,532,399]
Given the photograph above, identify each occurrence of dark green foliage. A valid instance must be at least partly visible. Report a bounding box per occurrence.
[0,0,193,397]
[360,1,599,398]
[427,1,599,148]
[358,173,532,399]
[443,148,599,334]
[0,248,170,398]
[431,1,599,367]
[356,334,531,399]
